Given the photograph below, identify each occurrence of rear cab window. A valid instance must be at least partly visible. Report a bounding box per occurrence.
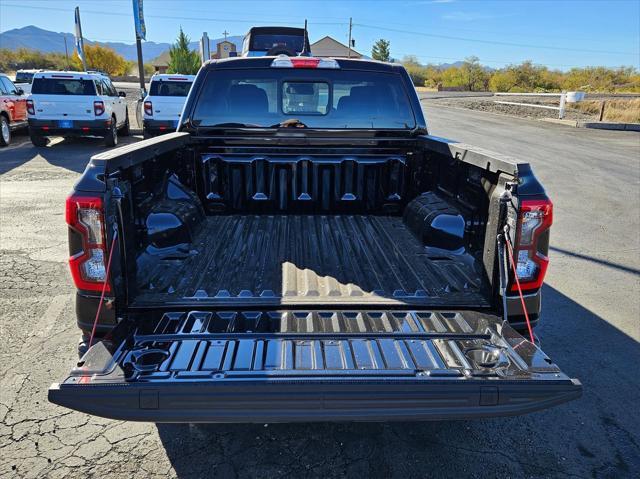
[15,72,35,84]
[149,80,193,97]
[31,77,97,96]
[191,69,416,129]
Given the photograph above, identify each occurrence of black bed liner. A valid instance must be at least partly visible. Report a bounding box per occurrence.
[134,215,489,307]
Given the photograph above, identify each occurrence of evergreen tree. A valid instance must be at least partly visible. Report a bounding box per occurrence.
[168,28,200,74]
[371,39,391,62]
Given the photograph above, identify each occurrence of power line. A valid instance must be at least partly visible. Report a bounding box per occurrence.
[0,4,346,27]
[355,23,637,56]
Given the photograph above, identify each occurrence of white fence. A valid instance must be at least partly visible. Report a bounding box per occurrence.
[494,92,571,119]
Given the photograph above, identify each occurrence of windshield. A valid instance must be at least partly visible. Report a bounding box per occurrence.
[15,72,35,83]
[250,34,305,53]
[31,78,96,95]
[191,69,416,129]
[149,80,193,97]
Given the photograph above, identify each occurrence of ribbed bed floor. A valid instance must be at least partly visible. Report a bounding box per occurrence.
[134,215,489,307]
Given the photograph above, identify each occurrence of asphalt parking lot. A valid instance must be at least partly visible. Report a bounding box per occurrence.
[1,104,639,478]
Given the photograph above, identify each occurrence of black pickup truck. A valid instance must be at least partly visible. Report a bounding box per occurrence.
[49,55,581,422]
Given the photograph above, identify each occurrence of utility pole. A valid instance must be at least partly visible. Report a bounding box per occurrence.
[63,35,70,70]
[135,37,145,93]
[348,17,352,58]
[132,0,147,96]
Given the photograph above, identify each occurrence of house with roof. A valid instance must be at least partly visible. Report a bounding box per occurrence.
[311,36,363,59]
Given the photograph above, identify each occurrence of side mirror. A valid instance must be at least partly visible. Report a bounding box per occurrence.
[16,88,24,96]
[118,91,127,98]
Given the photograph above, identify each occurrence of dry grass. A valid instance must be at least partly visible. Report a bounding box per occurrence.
[570,99,640,123]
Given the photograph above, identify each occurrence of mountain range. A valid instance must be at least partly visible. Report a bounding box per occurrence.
[1,25,483,69]
[0,26,243,62]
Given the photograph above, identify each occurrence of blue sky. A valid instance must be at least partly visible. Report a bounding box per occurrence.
[1,0,638,69]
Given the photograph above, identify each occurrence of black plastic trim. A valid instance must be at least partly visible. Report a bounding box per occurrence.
[49,378,582,423]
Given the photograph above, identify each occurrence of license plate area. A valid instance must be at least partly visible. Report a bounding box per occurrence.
[58,120,73,129]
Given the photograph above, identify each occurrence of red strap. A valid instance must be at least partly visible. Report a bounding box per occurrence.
[505,238,536,343]
[88,233,118,348]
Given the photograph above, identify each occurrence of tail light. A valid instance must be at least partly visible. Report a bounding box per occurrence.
[26,99,35,115]
[66,194,111,293]
[511,198,553,292]
[144,101,153,116]
[94,101,105,116]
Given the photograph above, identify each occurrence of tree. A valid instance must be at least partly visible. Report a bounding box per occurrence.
[0,48,69,72]
[168,28,200,75]
[461,56,489,91]
[371,39,391,62]
[72,44,128,76]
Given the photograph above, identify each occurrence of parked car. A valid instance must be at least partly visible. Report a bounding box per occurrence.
[242,26,311,56]
[14,69,42,95]
[142,74,195,138]
[0,73,28,147]
[27,71,129,147]
[49,55,581,422]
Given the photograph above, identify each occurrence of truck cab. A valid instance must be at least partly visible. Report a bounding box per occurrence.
[242,26,311,57]
[48,56,581,422]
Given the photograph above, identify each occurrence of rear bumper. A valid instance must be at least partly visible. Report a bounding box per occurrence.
[9,120,28,131]
[29,118,111,136]
[48,378,582,423]
[75,292,116,335]
[143,119,177,135]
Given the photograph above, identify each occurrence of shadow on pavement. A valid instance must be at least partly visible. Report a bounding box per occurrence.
[0,134,141,175]
[156,285,640,478]
[551,246,640,276]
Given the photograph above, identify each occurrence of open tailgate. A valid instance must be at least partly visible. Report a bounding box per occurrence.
[49,310,581,422]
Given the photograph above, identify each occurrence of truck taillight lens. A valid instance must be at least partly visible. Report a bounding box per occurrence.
[26,99,35,115]
[94,101,105,116]
[66,194,110,292]
[144,101,153,116]
[511,199,553,292]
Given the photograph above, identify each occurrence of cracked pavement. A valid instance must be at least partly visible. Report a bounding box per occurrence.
[1,103,639,478]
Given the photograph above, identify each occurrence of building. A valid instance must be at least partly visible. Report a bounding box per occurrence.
[311,36,363,59]
[151,50,170,74]
[211,40,237,59]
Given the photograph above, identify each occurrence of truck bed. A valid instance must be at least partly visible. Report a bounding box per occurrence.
[134,215,489,307]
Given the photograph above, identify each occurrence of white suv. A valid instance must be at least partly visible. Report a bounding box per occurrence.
[142,74,194,137]
[27,71,129,147]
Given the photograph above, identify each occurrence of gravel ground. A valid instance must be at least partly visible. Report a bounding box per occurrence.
[426,96,590,121]
[0,105,638,478]
[423,94,638,122]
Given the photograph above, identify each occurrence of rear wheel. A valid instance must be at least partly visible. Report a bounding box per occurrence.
[29,131,48,147]
[0,115,11,147]
[104,118,118,147]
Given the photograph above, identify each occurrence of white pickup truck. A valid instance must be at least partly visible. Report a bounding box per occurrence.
[142,74,194,137]
[27,71,130,147]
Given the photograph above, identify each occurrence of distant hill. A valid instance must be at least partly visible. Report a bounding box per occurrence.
[0,26,243,61]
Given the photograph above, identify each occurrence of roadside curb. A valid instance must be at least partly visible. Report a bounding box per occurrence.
[540,118,640,131]
[579,122,640,131]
